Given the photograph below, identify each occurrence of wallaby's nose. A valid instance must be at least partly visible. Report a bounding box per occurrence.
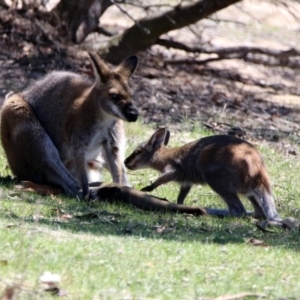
[125,103,139,122]
[124,157,130,167]
[124,157,133,169]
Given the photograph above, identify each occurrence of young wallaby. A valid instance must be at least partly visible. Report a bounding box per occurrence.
[124,128,281,221]
[1,53,139,198]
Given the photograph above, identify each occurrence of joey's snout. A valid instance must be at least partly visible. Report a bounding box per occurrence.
[124,103,139,122]
[124,156,134,169]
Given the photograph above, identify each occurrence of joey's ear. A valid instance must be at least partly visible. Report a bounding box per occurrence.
[115,56,138,80]
[146,128,168,151]
[164,129,170,146]
[88,52,110,84]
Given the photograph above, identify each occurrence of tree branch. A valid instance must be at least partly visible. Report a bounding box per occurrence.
[95,26,115,37]
[111,0,150,34]
[54,0,113,43]
[157,38,300,68]
[0,0,8,8]
[97,0,242,63]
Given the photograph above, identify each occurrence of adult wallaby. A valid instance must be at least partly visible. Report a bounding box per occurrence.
[1,53,139,198]
[124,128,281,221]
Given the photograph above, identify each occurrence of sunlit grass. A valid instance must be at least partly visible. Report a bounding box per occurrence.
[1,121,300,299]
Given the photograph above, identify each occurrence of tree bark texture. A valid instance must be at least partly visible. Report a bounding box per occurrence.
[97,0,242,63]
[0,0,8,7]
[54,0,112,43]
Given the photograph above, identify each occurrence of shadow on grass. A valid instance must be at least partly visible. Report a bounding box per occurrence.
[2,190,300,252]
[1,176,299,251]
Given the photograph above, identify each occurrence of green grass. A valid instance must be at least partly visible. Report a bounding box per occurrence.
[1,122,300,299]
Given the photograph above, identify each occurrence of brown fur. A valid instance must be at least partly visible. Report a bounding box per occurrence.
[1,53,139,198]
[124,128,281,221]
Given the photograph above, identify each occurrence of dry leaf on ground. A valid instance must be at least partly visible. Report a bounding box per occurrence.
[246,238,269,247]
[0,286,16,300]
[15,181,63,196]
[214,292,266,300]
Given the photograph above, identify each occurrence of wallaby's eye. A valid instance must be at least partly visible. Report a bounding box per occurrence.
[110,93,121,101]
[133,150,141,155]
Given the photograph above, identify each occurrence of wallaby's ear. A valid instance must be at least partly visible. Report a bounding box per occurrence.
[115,56,138,80]
[146,128,168,151]
[164,129,170,146]
[88,52,110,85]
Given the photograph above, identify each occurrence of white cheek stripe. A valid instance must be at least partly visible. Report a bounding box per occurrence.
[111,103,125,120]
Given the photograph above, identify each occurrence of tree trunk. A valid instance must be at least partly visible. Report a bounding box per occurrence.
[97,0,242,64]
[54,0,112,43]
[0,0,8,7]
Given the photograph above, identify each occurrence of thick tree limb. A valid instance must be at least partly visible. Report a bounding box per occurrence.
[54,0,113,43]
[157,38,300,68]
[97,0,242,64]
[0,0,8,8]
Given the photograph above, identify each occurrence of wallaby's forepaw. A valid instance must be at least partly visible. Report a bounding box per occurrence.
[141,186,153,192]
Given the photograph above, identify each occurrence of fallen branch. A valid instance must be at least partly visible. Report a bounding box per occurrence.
[158,38,300,58]
[157,38,300,68]
[213,292,266,300]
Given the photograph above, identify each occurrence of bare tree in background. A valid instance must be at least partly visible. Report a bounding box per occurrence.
[1,0,299,67]
[46,0,300,67]
[94,0,242,63]
[1,0,243,62]
[54,0,113,43]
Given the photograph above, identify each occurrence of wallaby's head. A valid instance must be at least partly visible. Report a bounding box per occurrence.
[124,128,170,170]
[88,52,139,122]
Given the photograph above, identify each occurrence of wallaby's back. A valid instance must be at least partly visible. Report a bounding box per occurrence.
[175,135,271,194]
[1,93,80,196]
[22,71,95,150]
[125,128,280,221]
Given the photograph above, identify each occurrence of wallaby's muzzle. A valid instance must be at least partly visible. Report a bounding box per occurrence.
[124,157,133,169]
[124,103,139,122]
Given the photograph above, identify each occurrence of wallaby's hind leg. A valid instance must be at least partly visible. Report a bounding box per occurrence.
[204,174,247,217]
[215,190,247,217]
[1,96,81,197]
[42,141,81,197]
[248,189,281,221]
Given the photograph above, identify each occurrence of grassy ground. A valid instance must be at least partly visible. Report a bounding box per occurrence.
[1,121,300,299]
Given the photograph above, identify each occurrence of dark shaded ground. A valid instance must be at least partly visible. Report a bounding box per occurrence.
[1,6,300,152]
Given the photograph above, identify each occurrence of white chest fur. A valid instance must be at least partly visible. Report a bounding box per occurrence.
[85,119,115,161]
